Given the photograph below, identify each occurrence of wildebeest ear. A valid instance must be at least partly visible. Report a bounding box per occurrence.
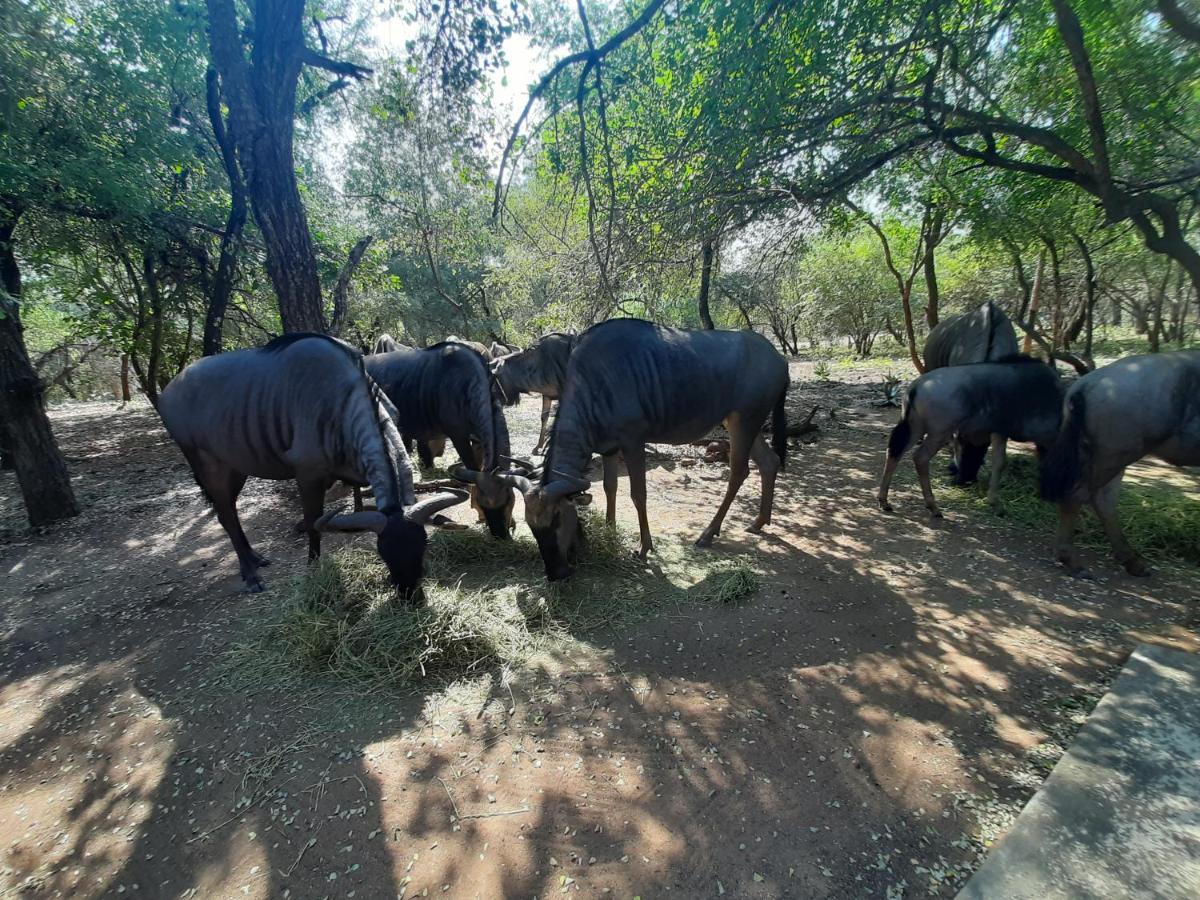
[571,492,593,507]
[316,510,388,534]
[406,489,469,524]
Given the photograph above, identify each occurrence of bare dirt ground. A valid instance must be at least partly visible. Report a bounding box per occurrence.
[2,361,1198,899]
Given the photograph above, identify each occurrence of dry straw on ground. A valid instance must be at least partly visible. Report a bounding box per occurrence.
[231,512,759,690]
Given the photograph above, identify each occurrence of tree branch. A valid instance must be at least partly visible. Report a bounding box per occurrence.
[300,48,373,80]
[1157,0,1200,43]
[328,235,374,337]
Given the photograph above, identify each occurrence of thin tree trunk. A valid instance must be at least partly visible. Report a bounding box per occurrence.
[202,68,248,355]
[1072,233,1097,358]
[0,200,79,526]
[329,235,374,337]
[120,353,131,403]
[922,206,944,328]
[1023,250,1046,354]
[697,238,716,330]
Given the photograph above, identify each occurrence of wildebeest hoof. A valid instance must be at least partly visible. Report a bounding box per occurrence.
[878,499,894,513]
[746,522,765,535]
[1064,563,1094,581]
[1124,558,1152,578]
[695,534,715,548]
[989,503,1005,517]
[242,575,266,593]
[928,508,944,520]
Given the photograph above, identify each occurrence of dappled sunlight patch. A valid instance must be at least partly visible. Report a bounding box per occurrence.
[0,670,172,897]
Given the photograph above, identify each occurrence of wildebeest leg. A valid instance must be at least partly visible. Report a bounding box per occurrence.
[697,414,754,547]
[187,450,265,592]
[533,396,553,455]
[986,435,1008,511]
[297,477,328,562]
[602,453,620,526]
[746,434,779,534]
[1092,471,1150,576]
[623,444,653,558]
[1053,500,1086,575]
[913,431,953,519]
[878,444,908,513]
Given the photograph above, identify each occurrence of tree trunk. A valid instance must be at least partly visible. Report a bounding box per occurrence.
[1072,233,1097,358]
[206,0,327,334]
[141,252,165,407]
[922,207,944,328]
[1023,250,1046,354]
[0,201,79,526]
[120,353,131,403]
[329,235,374,337]
[697,238,716,330]
[202,67,248,355]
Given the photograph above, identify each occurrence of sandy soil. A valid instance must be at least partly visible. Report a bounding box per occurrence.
[2,362,1197,899]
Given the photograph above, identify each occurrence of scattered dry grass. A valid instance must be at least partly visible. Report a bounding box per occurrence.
[230,512,759,691]
[935,454,1200,567]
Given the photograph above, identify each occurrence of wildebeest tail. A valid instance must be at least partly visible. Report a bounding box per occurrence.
[886,385,916,459]
[772,384,788,472]
[1039,390,1085,502]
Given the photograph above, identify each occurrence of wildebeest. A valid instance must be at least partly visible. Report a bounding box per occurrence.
[490,333,575,455]
[365,343,516,538]
[878,356,1063,517]
[923,302,1021,484]
[491,319,789,581]
[445,335,493,359]
[489,340,519,359]
[1040,350,1200,577]
[159,334,467,595]
[373,333,400,354]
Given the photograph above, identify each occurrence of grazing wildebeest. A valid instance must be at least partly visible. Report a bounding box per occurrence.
[365,343,516,538]
[489,340,518,360]
[923,301,1021,483]
[159,334,467,595]
[1040,350,1200,577]
[878,356,1063,517]
[493,319,788,581]
[490,333,575,455]
[373,333,400,354]
[445,335,493,359]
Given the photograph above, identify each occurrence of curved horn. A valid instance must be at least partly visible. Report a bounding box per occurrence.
[495,472,535,494]
[406,489,469,525]
[315,510,388,534]
[449,464,481,484]
[500,454,535,473]
[552,469,591,492]
[541,478,587,500]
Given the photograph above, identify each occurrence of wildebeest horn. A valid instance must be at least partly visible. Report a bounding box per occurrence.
[495,472,535,494]
[315,510,388,534]
[541,473,590,500]
[500,454,535,473]
[405,489,469,525]
[552,470,590,491]
[449,464,480,484]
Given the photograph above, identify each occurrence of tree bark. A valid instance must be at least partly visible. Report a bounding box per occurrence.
[697,238,716,329]
[921,205,945,328]
[1072,233,1097,358]
[1023,250,1045,354]
[202,68,248,355]
[120,353,131,403]
[0,200,79,526]
[328,235,374,337]
[205,0,369,334]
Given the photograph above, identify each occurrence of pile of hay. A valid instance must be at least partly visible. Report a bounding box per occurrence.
[938,454,1200,566]
[235,512,759,690]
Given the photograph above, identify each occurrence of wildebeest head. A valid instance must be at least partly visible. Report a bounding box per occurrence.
[450,464,517,539]
[489,351,531,407]
[315,490,469,599]
[497,470,592,581]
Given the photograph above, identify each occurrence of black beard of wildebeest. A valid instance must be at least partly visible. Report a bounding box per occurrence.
[489,319,789,580]
[490,332,575,456]
[365,342,517,538]
[1040,349,1200,577]
[923,301,1021,478]
[158,334,468,597]
[879,355,1063,518]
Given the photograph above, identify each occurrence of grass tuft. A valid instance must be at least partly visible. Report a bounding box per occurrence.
[934,454,1200,567]
[231,510,760,691]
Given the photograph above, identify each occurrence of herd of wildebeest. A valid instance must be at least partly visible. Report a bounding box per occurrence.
[156,303,1200,597]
